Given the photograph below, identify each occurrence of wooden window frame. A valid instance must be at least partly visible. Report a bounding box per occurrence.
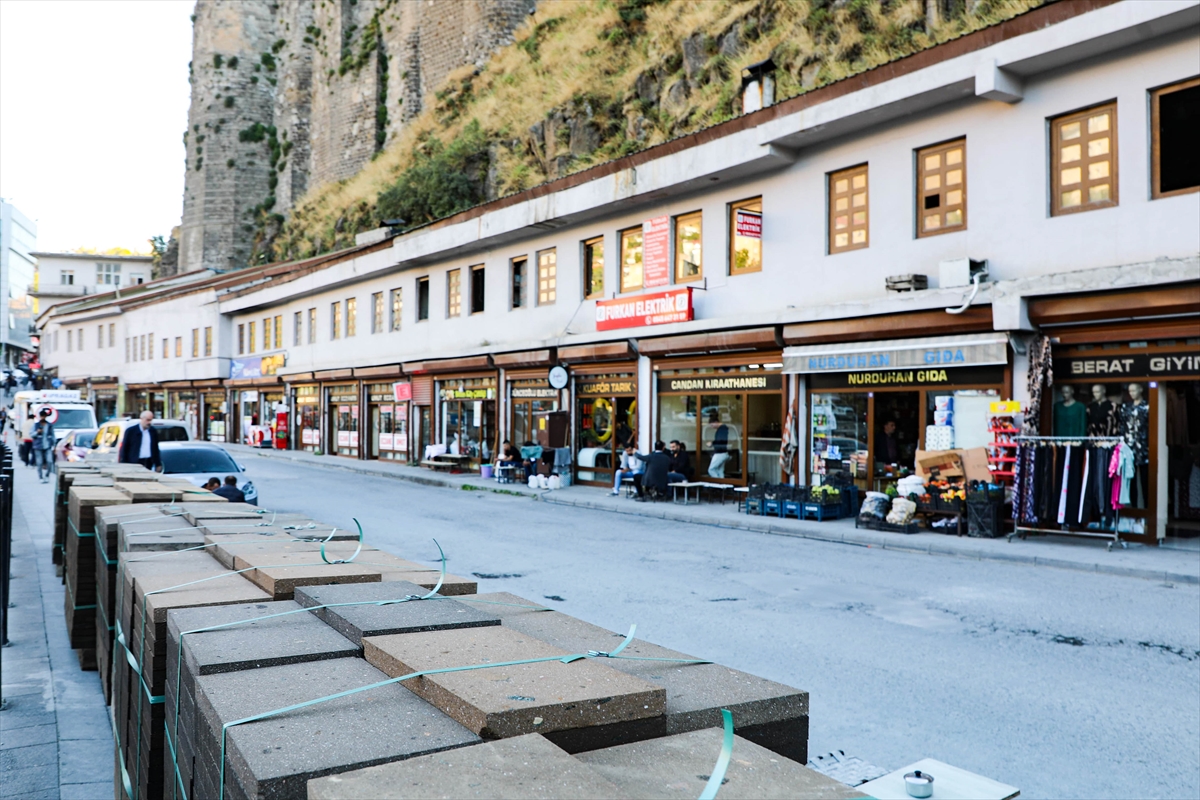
[728,197,763,275]
[582,237,604,300]
[330,303,341,340]
[828,165,869,254]
[272,316,282,349]
[416,277,430,321]
[262,317,271,350]
[1050,101,1118,216]
[205,326,214,357]
[193,328,201,357]
[537,248,557,306]
[916,138,967,238]
[1151,77,1200,200]
[447,270,462,317]
[619,227,643,293]
[346,298,357,337]
[294,311,303,346]
[371,292,383,333]
[175,337,182,358]
[307,307,317,343]
[390,288,402,331]
[237,324,244,355]
[510,257,526,309]
[470,264,486,314]
[674,211,703,284]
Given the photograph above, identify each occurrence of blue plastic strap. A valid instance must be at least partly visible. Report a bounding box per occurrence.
[698,709,735,800]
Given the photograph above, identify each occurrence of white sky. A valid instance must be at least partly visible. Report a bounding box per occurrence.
[0,0,195,254]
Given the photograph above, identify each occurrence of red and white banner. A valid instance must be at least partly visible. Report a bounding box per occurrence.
[596,287,693,331]
[393,382,412,402]
[642,215,670,288]
[735,209,762,239]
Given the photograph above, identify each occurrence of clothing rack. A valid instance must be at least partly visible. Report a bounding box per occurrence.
[1009,434,1128,550]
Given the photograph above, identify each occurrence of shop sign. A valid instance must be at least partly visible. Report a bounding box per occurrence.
[440,388,493,400]
[393,381,412,402]
[810,366,1003,389]
[735,210,762,239]
[642,215,670,288]
[1057,351,1200,379]
[783,335,1007,374]
[511,386,559,399]
[241,390,259,402]
[230,353,286,379]
[577,378,636,396]
[596,287,693,331]
[658,373,782,392]
[302,428,320,444]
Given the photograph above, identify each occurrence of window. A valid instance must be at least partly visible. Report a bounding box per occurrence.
[346,298,356,336]
[62,270,75,285]
[79,329,85,351]
[917,139,966,237]
[1151,78,1200,199]
[537,249,557,305]
[307,308,316,343]
[68,330,73,352]
[162,338,168,359]
[237,324,245,355]
[729,197,762,274]
[294,311,303,345]
[470,265,485,314]
[109,323,115,347]
[417,277,430,321]
[262,317,271,350]
[389,288,402,331]
[125,337,129,362]
[272,316,281,349]
[447,270,462,317]
[147,332,152,359]
[331,302,342,339]
[674,212,702,282]
[140,335,146,360]
[510,258,526,308]
[131,274,145,285]
[96,262,121,286]
[248,321,256,353]
[205,326,213,357]
[98,325,104,348]
[371,292,383,333]
[175,337,182,358]
[829,166,869,253]
[1051,102,1117,215]
[192,328,200,357]
[620,228,643,292]
[583,237,604,299]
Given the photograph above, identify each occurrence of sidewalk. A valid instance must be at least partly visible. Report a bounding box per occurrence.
[227,444,1200,586]
[1,460,114,800]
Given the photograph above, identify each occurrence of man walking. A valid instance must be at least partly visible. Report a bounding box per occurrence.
[119,410,162,471]
[20,411,36,467]
[31,408,56,483]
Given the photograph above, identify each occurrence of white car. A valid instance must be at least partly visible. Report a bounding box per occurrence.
[159,442,258,504]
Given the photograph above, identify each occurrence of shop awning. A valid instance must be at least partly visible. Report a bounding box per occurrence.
[782,333,1009,374]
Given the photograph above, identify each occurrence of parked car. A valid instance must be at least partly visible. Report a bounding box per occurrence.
[87,418,191,463]
[55,428,98,464]
[158,442,257,504]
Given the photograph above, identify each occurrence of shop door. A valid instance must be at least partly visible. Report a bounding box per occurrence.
[1166,381,1200,541]
[576,396,637,484]
[332,403,359,457]
[205,394,227,442]
[417,406,431,460]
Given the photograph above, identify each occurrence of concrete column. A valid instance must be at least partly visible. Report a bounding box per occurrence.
[794,374,808,486]
[638,354,652,453]
[1156,382,1167,541]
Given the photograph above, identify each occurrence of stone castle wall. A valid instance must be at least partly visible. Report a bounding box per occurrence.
[175,0,534,275]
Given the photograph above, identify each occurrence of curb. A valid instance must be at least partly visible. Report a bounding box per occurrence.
[229,445,1199,586]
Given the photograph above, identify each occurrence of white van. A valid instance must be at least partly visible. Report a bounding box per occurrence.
[11,390,97,441]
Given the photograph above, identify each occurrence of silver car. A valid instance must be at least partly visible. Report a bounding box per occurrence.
[159,442,258,504]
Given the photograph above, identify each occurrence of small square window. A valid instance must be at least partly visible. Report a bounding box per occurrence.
[916,138,967,238]
[447,270,462,317]
[510,258,526,309]
[729,198,762,274]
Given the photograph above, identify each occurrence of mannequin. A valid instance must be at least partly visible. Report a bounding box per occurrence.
[1086,383,1117,436]
[1053,384,1087,437]
[1119,382,1150,508]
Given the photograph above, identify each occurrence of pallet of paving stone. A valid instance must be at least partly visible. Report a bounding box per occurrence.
[53,466,98,566]
[65,486,128,659]
[306,730,871,800]
[115,480,217,505]
[57,470,112,577]
[471,592,811,762]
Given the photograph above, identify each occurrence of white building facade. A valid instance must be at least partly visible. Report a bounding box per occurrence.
[1,199,38,365]
[38,0,1200,543]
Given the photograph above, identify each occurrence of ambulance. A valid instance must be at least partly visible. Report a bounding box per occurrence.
[11,390,98,442]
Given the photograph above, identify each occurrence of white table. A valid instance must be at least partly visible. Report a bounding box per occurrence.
[856,758,1019,800]
[669,481,706,504]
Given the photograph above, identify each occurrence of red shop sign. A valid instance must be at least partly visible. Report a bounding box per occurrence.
[642,215,670,288]
[595,287,693,331]
[735,210,762,239]
[392,381,412,402]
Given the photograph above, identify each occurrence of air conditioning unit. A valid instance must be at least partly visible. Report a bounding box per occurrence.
[939,258,988,288]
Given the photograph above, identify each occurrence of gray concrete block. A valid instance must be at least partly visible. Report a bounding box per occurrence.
[293,582,500,645]
[472,592,809,761]
[362,626,666,741]
[181,503,269,525]
[231,551,383,600]
[118,518,204,553]
[575,728,870,799]
[193,657,480,799]
[307,734,629,800]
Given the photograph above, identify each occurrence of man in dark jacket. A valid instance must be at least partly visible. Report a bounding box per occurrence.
[119,411,162,470]
[213,475,245,502]
[633,441,671,501]
[667,440,692,483]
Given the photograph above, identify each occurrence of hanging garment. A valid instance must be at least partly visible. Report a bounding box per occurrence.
[1040,445,1059,523]
[1012,444,1025,522]
[1056,446,1072,524]
[1087,400,1118,437]
[1053,401,1088,437]
[1119,400,1150,465]
[1111,442,1135,507]
[1076,448,1090,525]
[1024,336,1053,435]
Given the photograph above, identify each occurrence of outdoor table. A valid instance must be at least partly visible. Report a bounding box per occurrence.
[670,482,706,504]
[699,482,735,504]
[734,486,749,512]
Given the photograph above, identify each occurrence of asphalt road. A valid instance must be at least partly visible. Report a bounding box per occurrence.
[240,453,1200,800]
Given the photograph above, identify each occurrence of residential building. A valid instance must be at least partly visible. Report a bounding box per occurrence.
[0,200,38,366]
[31,252,154,304]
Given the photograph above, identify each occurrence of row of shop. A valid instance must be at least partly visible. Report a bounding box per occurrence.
[65,286,1198,545]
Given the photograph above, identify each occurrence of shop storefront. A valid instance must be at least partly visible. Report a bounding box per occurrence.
[326,383,362,458]
[367,381,410,461]
[784,334,1009,492]
[126,386,165,418]
[165,384,200,439]
[233,389,263,446]
[292,384,321,453]
[201,389,228,442]
[91,384,118,423]
[655,362,784,486]
[574,368,638,485]
[508,377,563,447]
[436,375,497,467]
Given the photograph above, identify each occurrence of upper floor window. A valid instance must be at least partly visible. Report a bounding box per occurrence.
[674,212,702,283]
[583,237,604,299]
[346,298,356,337]
[131,274,145,285]
[470,265,485,314]
[447,270,462,317]
[97,325,104,348]
[263,317,272,350]
[62,270,75,285]
[1051,102,1117,215]
[97,262,121,286]
[620,228,643,292]
[248,321,257,353]
[510,258,526,309]
[294,311,303,345]
[371,292,383,333]
[417,277,430,321]
[237,324,245,355]
[917,139,966,237]
[1151,78,1200,199]
[272,316,281,349]
[729,197,762,274]
[828,166,869,254]
[192,328,200,357]
[124,338,129,362]
[330,302,342,340]
[204,326,213,357]
[162,338,168,359]
[175,337,182,358]
[390,288,402,331]
[109,323,115,347]
[537,249,557,305]
[307,308,317,344]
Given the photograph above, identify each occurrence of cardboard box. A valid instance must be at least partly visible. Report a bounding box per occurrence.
[915,447,990,483]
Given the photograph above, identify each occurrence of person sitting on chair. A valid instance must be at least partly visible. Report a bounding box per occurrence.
[611,444,643,496]
[667,440,691,483]
[633,441,671,501]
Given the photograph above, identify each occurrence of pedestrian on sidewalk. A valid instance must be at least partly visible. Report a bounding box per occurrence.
[20,411,35,467]
[32,408,56,482]
[119,410,162,470]
[611,444,643,496]
[213,475,245,502]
